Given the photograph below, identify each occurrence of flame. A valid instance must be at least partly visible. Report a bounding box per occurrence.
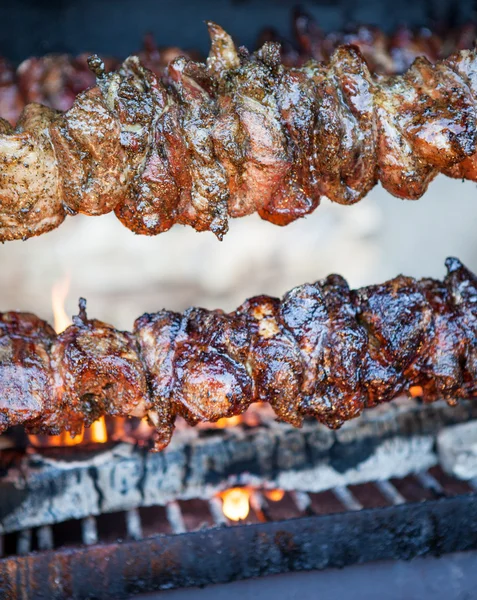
[28,428,84,447]
[409,385,424,398]
[51,274,72,334]
[264,489,285,502]
[214,415,243,429]
[90,416,108,443]
[28,418,109,448]
[220,488,251,521]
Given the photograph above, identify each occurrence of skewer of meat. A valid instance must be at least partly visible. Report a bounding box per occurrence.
[1,258,476,451]
[1,23,477,243]
[3,16,475,126]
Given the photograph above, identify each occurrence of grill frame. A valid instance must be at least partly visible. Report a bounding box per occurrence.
[1,491,477,600]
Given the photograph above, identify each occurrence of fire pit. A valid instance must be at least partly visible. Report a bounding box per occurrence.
[1,1,477,599]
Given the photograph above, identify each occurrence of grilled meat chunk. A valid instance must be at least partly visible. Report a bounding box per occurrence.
[268,8,474,76]
[50,299,150,435]
[0,103,65,241]
[2,25,477,241]
[0,58,23,125]
[0,312,56,432]
[1,260,477,450]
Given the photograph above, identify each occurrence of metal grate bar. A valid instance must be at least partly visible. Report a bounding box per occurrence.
[16,529,32,555]
[37,525,54,550]
[4,493,477,599]
[166,502,186,534]
[250,490,269,522]
[291,491,312,514]
[376,480,406,505]
[332,486,363,511]
[416,471,445,496]
[125,508,143,541]
[208,497,227,526]
[81,516,98,546]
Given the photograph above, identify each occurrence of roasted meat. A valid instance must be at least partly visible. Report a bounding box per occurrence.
[1,259,476,451]
[1,23,477,242]
[3,16,475,126]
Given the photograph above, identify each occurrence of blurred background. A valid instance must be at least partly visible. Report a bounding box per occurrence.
[1,178,476,330]
[1,0,476,329]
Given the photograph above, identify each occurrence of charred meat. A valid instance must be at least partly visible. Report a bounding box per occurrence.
[1,259,476,451]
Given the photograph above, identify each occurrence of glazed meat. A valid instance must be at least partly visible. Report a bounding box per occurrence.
[2,23,477,242]
[1,258,476,451]
[50,298,151,435]
[0,312,56,433]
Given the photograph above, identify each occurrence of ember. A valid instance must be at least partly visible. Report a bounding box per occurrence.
[264,489,285,502]
[90,416,108,443]
[213,416,243,429]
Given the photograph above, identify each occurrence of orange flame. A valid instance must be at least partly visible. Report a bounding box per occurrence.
[264,489,285,502]
[214,415,243,429]
[220,488,251,521]
[89,416,108,443]
[409,385,424,398]
[28,418,110,448]
[51,274,71,334]
[28,428,84,448]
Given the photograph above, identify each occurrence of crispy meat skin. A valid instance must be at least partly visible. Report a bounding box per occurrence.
[1,259,476,451]
[2,24,477,241]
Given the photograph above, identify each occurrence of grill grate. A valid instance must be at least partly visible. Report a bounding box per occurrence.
[1,479,477,600]
[0,466,473,559]
[2,398,475,537]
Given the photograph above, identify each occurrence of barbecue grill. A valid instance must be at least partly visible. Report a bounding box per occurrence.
[1,1,477,599]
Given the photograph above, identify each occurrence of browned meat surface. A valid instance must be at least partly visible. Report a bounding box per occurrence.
[1,259,476,451]
[1,18,475,128]
[2,23,477,242]
[0,37,198,126]
[50,299,150,435]
[0,312,56,432]
[0,103,65,241]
